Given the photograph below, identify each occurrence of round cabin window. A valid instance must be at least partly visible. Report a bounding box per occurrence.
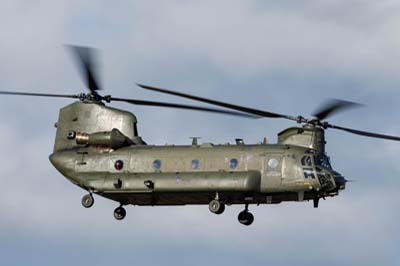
[268,158,279,169]
[229,158,238,169]
[153,159,162,170]
[114,160,124,170]
[191,159,200,169]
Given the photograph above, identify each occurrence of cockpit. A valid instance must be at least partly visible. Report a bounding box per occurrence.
[314,154,332,169]
[301,152,346,192]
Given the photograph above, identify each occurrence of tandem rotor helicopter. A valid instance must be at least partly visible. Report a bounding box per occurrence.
[2,46,400,226]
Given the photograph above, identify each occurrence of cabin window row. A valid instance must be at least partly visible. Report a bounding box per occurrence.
[113,158,240,171]
[151,158,239,170]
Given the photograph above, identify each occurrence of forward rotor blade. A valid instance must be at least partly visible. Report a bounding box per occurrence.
[0,91,79,99]
[67,45,102,95]
[312,99,362,121]
[327,123,400,141]
[110,97,258,118]
[138,84,297,121]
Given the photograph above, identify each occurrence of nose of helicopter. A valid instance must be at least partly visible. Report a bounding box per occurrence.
[332,171,347,190]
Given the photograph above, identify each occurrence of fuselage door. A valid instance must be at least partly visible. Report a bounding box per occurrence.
[261,154,283,190]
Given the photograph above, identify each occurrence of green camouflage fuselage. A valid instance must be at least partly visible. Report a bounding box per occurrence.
[50,101,345,206]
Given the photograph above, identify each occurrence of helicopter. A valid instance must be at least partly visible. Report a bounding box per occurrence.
[1,46,400,226]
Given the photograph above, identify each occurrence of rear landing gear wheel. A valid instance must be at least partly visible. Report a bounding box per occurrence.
[209,199,225,214]
[114,206,126,220]
[238,211,254,226]
[81,194,94,208]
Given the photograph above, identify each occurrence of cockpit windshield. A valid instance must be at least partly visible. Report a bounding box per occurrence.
[314,154,332,169]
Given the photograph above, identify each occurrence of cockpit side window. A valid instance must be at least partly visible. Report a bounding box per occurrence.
[314,154,332,169]
[300,155,315,179]
[301,155,313,167]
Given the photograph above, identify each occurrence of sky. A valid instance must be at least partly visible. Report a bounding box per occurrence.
[1,1,400,265]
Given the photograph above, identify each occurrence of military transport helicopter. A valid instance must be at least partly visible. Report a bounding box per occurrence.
[1,46,400,226]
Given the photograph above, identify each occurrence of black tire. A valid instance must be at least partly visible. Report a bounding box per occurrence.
[238,211,254,226]
[238,211,247,223]
[81,194,94,208]
[114,206,126,220]
[244,212,254,226]
[216,203,225,215]
[209,200,225,214]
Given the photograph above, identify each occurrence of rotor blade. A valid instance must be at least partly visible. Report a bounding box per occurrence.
[327,123,400,141]
[67,45,102,94]
[0,91,79,99]
[138,84,297,121]
[109,97,259,118]
[312,99,362,121]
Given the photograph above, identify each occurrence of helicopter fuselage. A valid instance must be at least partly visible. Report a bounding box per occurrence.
[46,100,346,224]
[50,142,343,206]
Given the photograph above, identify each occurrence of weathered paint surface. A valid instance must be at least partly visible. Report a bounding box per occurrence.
[50,101,343,206]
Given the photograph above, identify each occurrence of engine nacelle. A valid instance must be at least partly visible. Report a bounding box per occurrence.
[75,128,132,149]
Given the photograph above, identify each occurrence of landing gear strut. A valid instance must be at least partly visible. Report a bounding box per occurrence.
[238,204,254,226]
[81,193,94,208]
[113,205,126,220]
[313,197,319,208]
[209,199,225,214]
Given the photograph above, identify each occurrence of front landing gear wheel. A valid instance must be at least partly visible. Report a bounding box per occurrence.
[113,206,126,220]
[81,194,94,208]
[238,211,254,226]
[209,200,225,214]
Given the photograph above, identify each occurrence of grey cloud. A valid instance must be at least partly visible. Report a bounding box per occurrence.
[1,1,400,265]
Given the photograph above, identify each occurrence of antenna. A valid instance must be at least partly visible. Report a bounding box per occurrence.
[190,137,201,145]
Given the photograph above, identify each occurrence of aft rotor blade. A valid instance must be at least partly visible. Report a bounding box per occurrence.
[0,91,79,99]
[110,97,258,118]
[312,99,362,121]
[67,45,102,95]
[138,84,297,120]
[327,123,400,141]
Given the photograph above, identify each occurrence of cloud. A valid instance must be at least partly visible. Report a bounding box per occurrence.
[1,1,400,265]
